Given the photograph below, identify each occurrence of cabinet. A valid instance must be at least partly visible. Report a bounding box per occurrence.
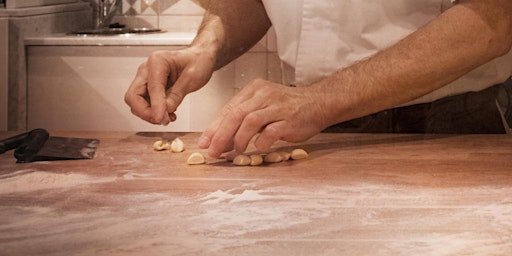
[1,2,91,130]
[6,0,77,9]
[27,45,235,132]
[0,18,7,131]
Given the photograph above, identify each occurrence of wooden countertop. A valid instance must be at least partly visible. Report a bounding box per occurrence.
[1,132,511,255]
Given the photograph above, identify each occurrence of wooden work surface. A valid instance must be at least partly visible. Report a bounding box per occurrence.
[0,131,511,255]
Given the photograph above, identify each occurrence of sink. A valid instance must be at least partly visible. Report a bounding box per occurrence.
[69,28,165,36]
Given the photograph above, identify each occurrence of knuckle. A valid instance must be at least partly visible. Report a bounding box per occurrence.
[254,123,282,151]
[262,123,281,140]
[231,107,247,123]
[244,111,265,128]
[123,93,132,105]
[146,53,160,65]
[225,104,248,123]
[137,61,148,73]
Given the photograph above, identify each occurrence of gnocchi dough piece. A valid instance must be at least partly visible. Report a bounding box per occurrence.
[291,148,309,160]
[250,154,263,166]
[278,151,291,161]
[187,152,206,165]
[233,155,251,166]
[171,138,185,153]
[153,140,171,151]
[264,152,283,163]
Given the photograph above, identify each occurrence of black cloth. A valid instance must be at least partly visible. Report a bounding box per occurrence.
[324,80,511,134]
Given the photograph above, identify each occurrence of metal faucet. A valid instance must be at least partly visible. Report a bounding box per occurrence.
[96,0,120,30]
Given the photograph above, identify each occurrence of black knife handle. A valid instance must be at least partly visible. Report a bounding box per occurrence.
[0,131,30,154]
[14,128,50,163]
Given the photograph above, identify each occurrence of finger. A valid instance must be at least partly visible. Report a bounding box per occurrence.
[164,76,188,115]
[165,61,213,114]
[254,121,285,152]
[125,63,155,123]
[204,103,246,158]
[146,54,172,124]
[209,90,278,158]
[160,112,171,125]
[128,97,153,123]
[233,108,277,153]
[198,82,260,149]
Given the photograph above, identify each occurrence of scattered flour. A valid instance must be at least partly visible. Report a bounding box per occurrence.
[191,186,336,236]
[200,189,271,204]
[0,170,116,194]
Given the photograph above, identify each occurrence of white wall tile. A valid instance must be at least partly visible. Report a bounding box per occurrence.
[234,53,267,90]
[158,15,202,32]
[267,52,283,84]
[159,0,204,16]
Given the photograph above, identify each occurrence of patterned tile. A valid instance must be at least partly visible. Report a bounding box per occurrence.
[159,0,180,13]
[122,0,140,15]
[159,0,203,15]
[141,0,158,15]
[120,0,204,16]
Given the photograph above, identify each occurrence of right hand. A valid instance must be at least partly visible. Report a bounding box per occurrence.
[198,79,329,158]
[124,47,216,125]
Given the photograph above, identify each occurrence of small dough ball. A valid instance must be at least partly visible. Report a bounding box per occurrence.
[171,138,185,153]
[250,154,263,166]
[291,148,308,160]
[233,155,251,166]
[264,152,283,163]
[153,140,170,151]
[187,152,205,165]
[278,151,291,161]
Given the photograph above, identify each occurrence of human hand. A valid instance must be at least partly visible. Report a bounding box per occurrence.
[124,47,215,125]
[198,79,328,158]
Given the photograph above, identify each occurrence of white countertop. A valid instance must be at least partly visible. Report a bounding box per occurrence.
[25,31,196,46]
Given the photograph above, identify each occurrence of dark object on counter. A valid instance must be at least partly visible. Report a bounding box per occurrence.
[68,27,165,36]
[0,130,33,154]
[0,128,99,163]
[13,128,49,162]
[109,22,126,29]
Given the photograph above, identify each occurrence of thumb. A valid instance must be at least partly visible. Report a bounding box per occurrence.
[165,68,210,114]
[165,80,187,115]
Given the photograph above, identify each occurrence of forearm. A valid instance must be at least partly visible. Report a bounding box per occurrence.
[314,0,512,128]
[190,0,272,70]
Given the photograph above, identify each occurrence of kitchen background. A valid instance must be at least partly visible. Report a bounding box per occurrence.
[0,0,280,131]
[107,0,207,32]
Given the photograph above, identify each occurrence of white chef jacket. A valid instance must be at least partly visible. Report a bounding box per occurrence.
[262,0,512,105]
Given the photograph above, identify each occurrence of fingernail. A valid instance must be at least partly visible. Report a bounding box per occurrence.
[198,135,210,148]
[207,147,221,159]
[197,136,208,148]
[170,113,177,122]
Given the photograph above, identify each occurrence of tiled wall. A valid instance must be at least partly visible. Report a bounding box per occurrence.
[121,0,205,16]
[79,0,281,94]
[113,0,205,32]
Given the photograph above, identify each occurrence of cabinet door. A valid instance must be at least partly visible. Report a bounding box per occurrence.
[6,0,78,9]
[0,18,7,131]
[27,45,234,132]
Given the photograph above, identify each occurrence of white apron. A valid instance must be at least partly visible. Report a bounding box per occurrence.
[262,0,512,105]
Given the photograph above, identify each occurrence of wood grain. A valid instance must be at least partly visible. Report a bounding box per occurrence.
[0,132,511,255]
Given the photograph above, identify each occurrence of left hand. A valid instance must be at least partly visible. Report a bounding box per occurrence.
[124,47,216,126]
[198,79,328,158]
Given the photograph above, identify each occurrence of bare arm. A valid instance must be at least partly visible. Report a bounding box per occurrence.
[191,0,271,70]
[315,0,512,128]
[199,0,512,158]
